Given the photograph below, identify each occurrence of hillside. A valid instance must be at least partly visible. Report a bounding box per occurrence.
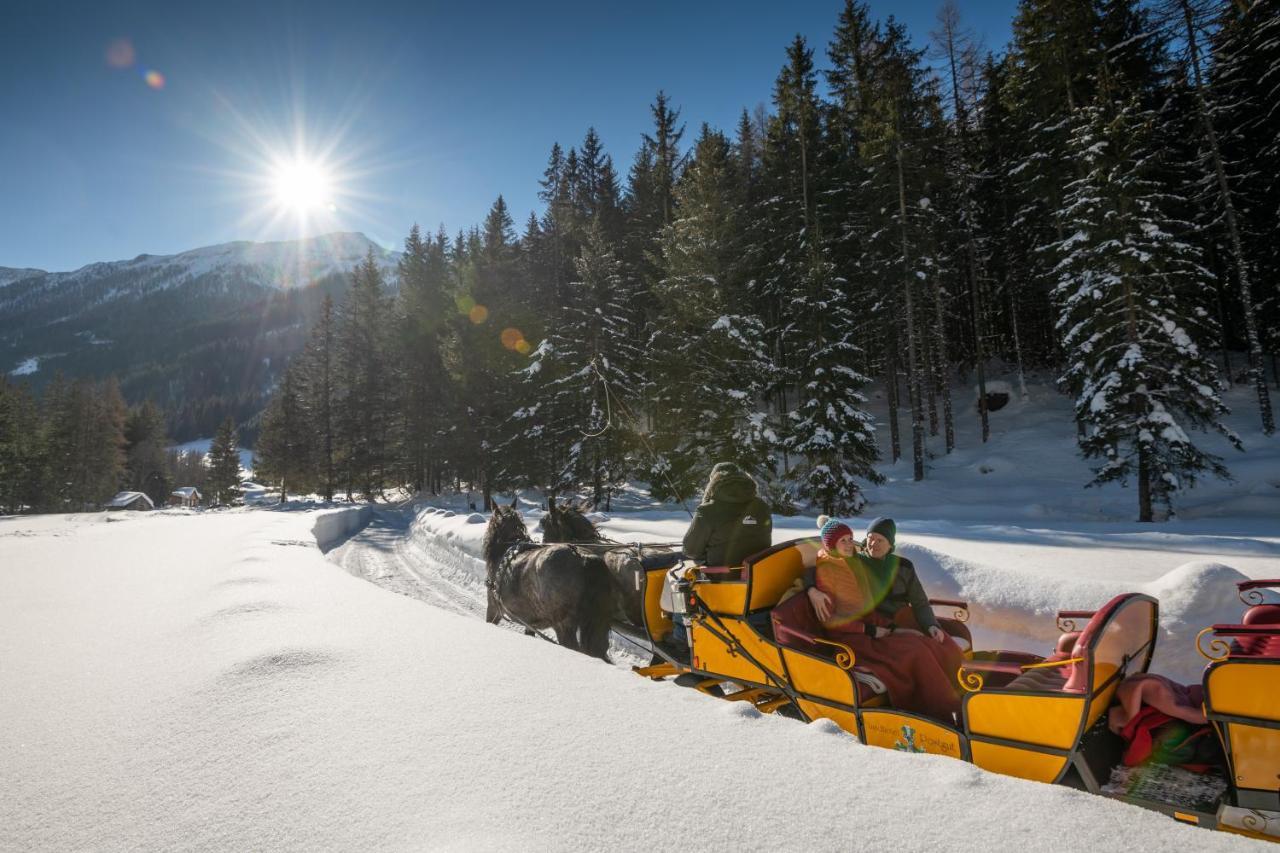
[0,233,399,440]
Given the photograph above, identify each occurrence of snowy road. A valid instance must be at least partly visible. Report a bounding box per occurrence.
[325,507,652,664]
[325,507,488,619]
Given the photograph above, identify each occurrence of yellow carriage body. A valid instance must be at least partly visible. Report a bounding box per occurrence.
[1198,584,1280,821]
[633,542,1280,842]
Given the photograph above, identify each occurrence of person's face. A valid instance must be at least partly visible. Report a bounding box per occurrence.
[835,534,856,557]
[865,532,891,558]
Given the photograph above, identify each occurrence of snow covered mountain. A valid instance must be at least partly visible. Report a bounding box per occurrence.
[0,232,401,438]
[0,231,397,314]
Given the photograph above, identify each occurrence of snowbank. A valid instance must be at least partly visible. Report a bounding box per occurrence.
[0,509,1260,851]
[311,505,372,551]
[393,502,1270,684]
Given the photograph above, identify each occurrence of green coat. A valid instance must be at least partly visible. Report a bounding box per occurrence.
[682,471,773,567]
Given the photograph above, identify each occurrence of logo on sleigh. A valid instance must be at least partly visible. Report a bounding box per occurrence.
[894,724,927,753]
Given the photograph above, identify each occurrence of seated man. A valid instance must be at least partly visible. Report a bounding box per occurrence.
[666,463,772,647]
[806,516,965,693]
[681,462,772,567]
[803,518,960,722]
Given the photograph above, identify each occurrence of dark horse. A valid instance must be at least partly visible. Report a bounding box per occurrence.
[482,501,613,661]
[540,498,681,633]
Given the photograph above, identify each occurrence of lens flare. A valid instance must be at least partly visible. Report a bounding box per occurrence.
[500,328,523,349]
[106,38,135,68]
[144,69,165,90]
[469,305,489,324]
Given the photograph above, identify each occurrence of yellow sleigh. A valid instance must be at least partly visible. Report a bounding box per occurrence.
[633,539,1280,842]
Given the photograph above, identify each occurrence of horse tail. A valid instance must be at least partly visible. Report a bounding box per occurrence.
[577,557,613,663]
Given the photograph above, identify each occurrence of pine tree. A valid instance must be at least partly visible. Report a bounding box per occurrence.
[650,126,778,498]
[124,399,170,506]
[336,250,394,499]
[858,20,945,480]
[516,220,642,505]
[395,224,453,493]
[756,35,826,441]
[206,416,242,506]
[253,366,310,502]
[933,0,993,442]
[453,200,524,508]
[974,54,1031,399]
[1197,0,1277,432]
[785,243,882,514]
[0,377,43,513]
[301,293,338,501]
[1052,94,1240,521]
[623,93,688,448]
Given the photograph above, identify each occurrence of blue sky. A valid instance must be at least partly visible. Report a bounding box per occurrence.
[0,1,1019,272]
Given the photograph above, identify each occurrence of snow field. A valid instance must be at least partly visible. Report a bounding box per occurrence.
[1,508,1265,851]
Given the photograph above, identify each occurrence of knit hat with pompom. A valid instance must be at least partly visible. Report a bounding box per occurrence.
[816,514,853,551]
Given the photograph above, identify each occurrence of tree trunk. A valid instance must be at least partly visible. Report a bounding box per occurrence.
[896,122,925,482]
[925,324,939,437]
[1137,442,1152,523]
[886,345,902,464]
[1179,0,1274,434]
[932,278,955,453]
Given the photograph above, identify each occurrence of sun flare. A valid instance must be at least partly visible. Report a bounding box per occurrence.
[270,158,335,214]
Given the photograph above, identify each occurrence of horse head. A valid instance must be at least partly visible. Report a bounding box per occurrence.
[482,501,530,567]
[543,498,606,544]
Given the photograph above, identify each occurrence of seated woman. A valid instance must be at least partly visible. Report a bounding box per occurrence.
[805,518,960,722]
[808,517,965,687]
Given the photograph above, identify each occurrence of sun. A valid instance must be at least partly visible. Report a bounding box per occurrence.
[270,158,335,214]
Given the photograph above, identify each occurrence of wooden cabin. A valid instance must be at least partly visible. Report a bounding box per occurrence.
[106,491,154,512]
[168,487,201,508]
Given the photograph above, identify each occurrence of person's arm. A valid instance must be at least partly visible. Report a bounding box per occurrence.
[682,508,711,564]
[902,561,940,634]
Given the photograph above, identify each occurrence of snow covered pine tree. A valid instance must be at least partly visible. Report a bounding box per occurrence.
[1051,95,1241,521]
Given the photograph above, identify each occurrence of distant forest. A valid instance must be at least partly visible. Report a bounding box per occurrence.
[5,0,1278,521]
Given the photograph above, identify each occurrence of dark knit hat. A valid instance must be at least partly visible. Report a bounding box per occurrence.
[817,515,853,551]
[865,517,896,548]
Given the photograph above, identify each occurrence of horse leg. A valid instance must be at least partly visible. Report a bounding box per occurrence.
[553,620,580,652]
[578,612,612,664]
[485,589,502,624]
[578,558,614,663]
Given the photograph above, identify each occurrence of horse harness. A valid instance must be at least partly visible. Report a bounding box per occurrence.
[487,538,684,655]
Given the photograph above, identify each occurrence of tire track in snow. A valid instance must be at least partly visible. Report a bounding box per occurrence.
[325,508,488,620]
[327,507,651,666]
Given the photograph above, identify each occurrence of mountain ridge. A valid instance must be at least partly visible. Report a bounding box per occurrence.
[1,231,403,441]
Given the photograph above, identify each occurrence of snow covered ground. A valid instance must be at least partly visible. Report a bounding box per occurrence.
[1,507,1270,851]
[4,375,1278,850]
[859,374,1280,523]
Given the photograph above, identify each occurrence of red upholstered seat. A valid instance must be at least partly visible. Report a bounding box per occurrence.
[1229,632,1280,659]
[1242,603,1280,626]
[964,596,1135,695]
[1217,589,1280,658]
[1062,594,1133,692]
[1003,663,1071,693]
[771,591,825,655]
[770,593,883,703]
